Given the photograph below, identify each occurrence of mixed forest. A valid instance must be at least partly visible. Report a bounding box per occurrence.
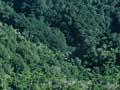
[0,0,120,89]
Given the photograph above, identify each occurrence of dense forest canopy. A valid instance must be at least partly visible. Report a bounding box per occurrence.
[0,0,120,89]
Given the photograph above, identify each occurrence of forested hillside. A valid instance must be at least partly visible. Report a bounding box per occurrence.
[0,0,120,89]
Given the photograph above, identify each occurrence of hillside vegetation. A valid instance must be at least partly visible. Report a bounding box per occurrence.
[0,0,120,89]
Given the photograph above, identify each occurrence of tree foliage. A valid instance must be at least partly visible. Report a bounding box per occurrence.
[0,0,120,89]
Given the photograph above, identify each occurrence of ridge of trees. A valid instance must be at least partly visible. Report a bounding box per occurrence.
[0,0,120,89]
